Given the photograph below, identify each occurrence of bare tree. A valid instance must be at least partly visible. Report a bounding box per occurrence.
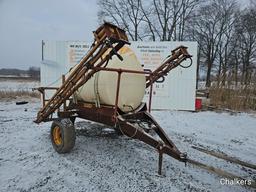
[234,7,256,86]
[98,0,144,41]
[188,0,237,87]
[149,0,200,41]
[215,1,238,86]
[176,0,201,41]
[98,0,200,41]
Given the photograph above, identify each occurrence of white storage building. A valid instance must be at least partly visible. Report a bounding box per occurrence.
[41,41,198,111]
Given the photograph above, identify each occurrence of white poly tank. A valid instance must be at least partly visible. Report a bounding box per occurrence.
[74,46,146,112]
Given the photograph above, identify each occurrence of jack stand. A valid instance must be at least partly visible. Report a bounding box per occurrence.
[158,147,163,175]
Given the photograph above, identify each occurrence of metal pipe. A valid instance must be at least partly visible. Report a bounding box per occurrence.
[94,67,152,75]
[148,84,153,113]
[62,74,66,110]
[158,151,163,175]
[113,71,122,122]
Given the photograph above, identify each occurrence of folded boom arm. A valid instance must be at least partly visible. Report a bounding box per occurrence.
[146,46,192,88]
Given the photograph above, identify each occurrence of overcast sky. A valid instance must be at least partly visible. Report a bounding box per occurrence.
[0,0,251,69]
[0,0,98,69]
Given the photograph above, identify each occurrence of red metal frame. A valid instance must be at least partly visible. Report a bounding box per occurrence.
[61,63,188,174]
[35,30,192,174]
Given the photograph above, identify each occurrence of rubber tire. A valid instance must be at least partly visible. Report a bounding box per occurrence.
[50,119,76,153]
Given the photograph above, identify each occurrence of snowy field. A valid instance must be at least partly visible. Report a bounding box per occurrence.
[0,78,39,92]
[0,80,255,192]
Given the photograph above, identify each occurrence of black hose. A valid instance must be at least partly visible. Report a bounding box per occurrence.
[179,57,193,68]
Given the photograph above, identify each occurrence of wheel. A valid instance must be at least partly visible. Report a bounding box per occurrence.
[50,119,76,153]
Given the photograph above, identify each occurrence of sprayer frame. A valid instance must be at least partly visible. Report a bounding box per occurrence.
[35,22,192,174]
[37,66,188,175]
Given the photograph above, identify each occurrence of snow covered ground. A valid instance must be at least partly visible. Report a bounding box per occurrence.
[0,79,255,191]
[0,97,255,192]
[0,78,39,92]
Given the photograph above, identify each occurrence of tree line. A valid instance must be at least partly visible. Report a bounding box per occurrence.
[98,0,256,88]
[0,67,40,79]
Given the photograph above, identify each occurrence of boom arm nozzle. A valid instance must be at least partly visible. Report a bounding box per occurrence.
[146,46,192,88]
